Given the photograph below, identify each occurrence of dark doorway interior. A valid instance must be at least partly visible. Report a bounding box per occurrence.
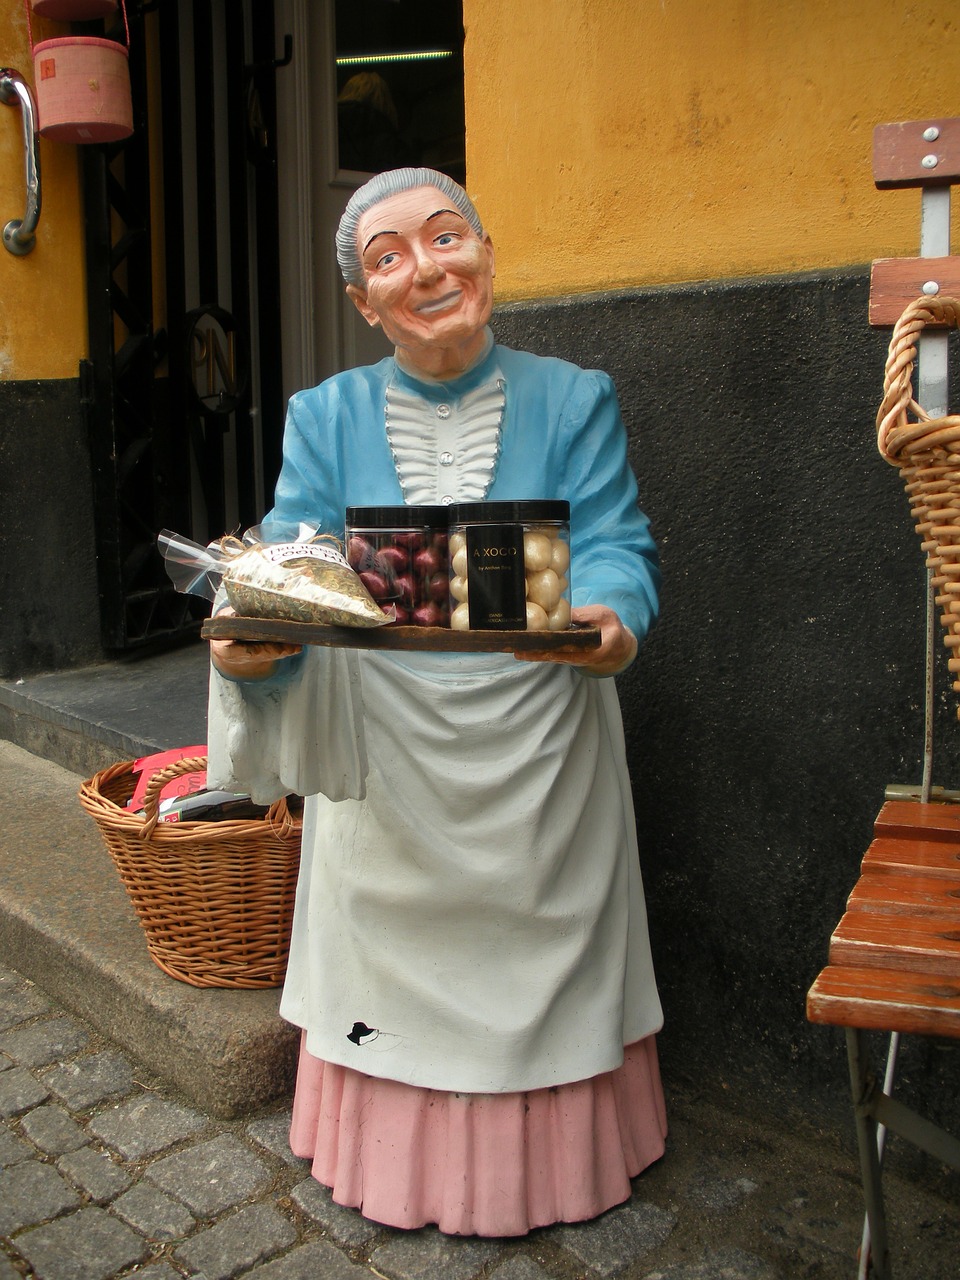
[83,0,286,653]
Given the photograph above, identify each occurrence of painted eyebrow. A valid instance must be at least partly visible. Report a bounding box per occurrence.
[362,209,465,254]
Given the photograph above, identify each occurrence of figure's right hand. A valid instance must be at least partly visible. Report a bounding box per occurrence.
[209,608,302,681]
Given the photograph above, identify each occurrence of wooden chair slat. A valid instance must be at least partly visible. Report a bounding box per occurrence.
[873,799,960,842]
[829,908,960,975]
[807,963,960,1037]
[862,836,960,880]
[847,871,960,915]
[869,257,960,326]
[873,117,960,188]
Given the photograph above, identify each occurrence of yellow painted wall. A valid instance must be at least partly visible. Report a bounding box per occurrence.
[0,3,87,379]
[463,0,960,301]
[2,0,958,375]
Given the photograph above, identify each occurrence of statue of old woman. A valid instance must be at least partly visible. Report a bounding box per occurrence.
[206,167,666,1236]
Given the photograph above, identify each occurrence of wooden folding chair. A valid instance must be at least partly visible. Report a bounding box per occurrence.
[806,116,960,1280]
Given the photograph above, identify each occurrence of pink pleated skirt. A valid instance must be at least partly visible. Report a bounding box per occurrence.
[288,1034,667,1237]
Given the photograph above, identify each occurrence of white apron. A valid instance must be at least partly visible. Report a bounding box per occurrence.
[267,647,662,1094]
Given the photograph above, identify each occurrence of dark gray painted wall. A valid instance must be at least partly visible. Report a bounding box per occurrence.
[493,269,959,1128]
[0,379,102,677]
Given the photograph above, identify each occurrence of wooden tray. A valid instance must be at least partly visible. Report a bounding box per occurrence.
[202,615,601,654]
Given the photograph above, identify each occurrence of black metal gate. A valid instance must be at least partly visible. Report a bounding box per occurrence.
[82,0,287,651]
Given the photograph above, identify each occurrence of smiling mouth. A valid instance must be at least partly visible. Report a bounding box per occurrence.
[415,290,462,315]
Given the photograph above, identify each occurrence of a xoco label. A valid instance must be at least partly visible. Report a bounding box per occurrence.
[261,542,350,569]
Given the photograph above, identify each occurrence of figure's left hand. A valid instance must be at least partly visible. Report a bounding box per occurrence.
[209,606,302,681]
[514,604,638,676]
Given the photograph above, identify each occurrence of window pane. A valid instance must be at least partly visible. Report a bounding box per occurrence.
[335,0,465,183]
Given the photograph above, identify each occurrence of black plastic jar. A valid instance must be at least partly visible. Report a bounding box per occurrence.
[447,500,571,631]
[345,505,450,627]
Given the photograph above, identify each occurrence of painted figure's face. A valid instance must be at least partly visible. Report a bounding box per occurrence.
[347,185,495,364]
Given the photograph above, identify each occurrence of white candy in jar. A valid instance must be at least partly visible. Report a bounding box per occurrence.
[550,538,570,575]
[447,542,570,611]
[526,600,549,629]
[548,598,571,631]
[451,545,469,579]
[526,568,562,612]
[522,531,553,573]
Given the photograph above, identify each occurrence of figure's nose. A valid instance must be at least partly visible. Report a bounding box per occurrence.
[413,248,444,285]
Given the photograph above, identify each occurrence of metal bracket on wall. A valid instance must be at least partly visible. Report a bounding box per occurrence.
[0,68,40,256]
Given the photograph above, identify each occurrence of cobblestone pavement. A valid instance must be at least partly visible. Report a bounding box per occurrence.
[2,964,958,1280]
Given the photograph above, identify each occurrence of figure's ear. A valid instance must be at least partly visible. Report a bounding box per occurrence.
[346,283,381,329]
[484,233,496,280]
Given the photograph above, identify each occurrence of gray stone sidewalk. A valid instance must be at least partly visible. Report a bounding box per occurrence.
[2,963,958,1280]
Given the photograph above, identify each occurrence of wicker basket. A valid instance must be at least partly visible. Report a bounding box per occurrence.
[877,295,960,713]
[78,756,302,988]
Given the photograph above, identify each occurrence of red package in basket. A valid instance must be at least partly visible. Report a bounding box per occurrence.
[127,746,207,811]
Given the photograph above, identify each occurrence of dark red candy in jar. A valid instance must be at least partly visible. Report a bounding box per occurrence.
[357,568,392,601]
[376,543,410,575]
[344,506,451,626]
[346,534,376,572]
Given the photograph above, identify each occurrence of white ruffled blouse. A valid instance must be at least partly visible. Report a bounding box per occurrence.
[385,334,505,505]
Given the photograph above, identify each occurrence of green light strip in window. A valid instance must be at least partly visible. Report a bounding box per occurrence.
[336,50,454,66]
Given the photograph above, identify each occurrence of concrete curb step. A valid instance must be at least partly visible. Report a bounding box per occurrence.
[0,643,210,778]
[0,649,298,1119]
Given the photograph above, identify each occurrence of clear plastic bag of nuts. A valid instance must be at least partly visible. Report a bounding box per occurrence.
[158,525,396,628]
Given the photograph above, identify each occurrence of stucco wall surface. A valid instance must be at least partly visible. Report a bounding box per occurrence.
[464,0,960,300]
[0,3,87,380]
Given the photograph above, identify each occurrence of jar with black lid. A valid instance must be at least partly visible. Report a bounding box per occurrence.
[448,500,571,631]
[345,506,450,627]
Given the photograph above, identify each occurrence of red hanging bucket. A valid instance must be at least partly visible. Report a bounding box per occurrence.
[26,0,133,143]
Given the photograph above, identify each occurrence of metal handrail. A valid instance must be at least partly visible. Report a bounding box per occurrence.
[0,68,40,256]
